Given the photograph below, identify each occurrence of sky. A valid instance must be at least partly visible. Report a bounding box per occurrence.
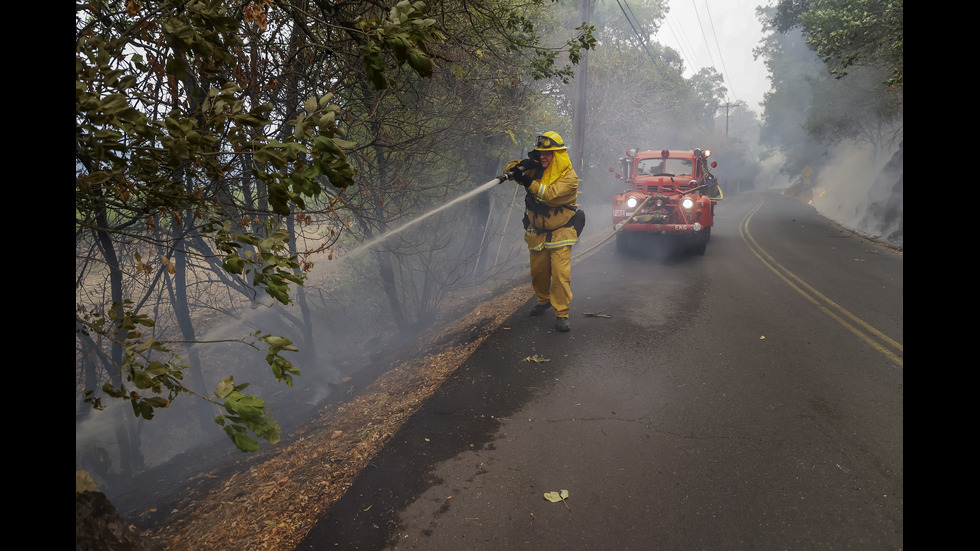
[656,0,775,114]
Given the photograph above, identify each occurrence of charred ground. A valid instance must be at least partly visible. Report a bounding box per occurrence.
[104,280,534,551]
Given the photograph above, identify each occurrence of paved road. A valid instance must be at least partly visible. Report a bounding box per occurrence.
[297,190,903,550]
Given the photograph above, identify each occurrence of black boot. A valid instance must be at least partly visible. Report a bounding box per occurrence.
[529,303,551,317]
[555,317,570,332]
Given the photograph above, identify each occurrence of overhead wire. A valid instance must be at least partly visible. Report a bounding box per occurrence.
[688,1,716,71]
[613,0,668,80]
[663,1,740,104]
[662,11,699,71]
[611,0,713,133]
[702,1,737,102]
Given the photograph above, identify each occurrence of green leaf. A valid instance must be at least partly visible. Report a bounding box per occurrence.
[263,336,292,347]
[543,489,569,503]
[223,254,244,274]
[145,361,169,376]
[214,377,235,399]
[144,397,170,408]
[138,400,155,420]
[132,369,153,389]
[224,425,260,452]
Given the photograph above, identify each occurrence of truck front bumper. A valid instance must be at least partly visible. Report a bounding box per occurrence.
[615,221,706,233]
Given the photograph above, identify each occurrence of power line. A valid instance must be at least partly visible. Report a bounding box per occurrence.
[662,12,700,71]
[702,1,737,102]
[613,0,669,79]
[668,1,739,105]
[610,0,712,133]
[689,1,716,72]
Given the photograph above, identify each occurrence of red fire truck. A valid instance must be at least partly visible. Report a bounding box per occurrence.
[610,148,722,255]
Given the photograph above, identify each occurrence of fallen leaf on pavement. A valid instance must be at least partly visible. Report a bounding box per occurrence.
[543,489,569,503]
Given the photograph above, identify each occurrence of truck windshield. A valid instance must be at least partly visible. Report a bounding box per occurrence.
[636,158,693,176]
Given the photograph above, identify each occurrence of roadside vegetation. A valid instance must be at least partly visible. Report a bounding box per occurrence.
[757,0,903,243]
[76,0,902,496]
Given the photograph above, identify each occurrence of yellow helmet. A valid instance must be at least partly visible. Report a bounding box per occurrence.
[534,131,567,151]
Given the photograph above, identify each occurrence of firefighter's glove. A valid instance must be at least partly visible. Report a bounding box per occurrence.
[516,157,542,173]
[510,168,533,187]
[513,157,541,187]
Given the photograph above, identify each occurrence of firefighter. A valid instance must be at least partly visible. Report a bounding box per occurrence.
[504,131,581,333]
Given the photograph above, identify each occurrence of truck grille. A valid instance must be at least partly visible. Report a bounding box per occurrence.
[632,183,677,193]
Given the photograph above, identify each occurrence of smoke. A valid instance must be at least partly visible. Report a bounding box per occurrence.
[756,152,792,191]
[76,178,535,503]
[809,138,904,248]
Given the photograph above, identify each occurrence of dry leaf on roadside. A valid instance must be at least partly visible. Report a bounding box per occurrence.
[543,489,569,503]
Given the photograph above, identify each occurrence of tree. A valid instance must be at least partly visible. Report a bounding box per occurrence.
[76,0,439,458]
[708,101,764,193]
[772,0,903,91]
[542,0,729,192]
[760,2,903,245]
[76,0,596,472]
[759,2,902,168]
[320,0,596,334]
[802,63,902,158]
[755,5,831,173]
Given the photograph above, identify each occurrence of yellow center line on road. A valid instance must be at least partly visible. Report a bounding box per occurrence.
[740,198,903,368]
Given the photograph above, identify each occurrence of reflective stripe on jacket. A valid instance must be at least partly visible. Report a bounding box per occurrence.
[523,150,579,251]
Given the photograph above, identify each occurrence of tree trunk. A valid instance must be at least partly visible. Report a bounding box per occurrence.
[287,215,316,359]
[92,207,144,476]
[168,239,215,431]
[466,136,504,277]
[374,249,409,333]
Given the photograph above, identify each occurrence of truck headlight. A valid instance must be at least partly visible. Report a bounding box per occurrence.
[681,197,694,209]
[626,196,638,209]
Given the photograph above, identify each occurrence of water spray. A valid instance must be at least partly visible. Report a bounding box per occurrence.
[342,177,507,261]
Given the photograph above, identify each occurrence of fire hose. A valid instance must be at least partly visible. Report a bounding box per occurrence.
[493,168,659,259]
[572,196,652,260]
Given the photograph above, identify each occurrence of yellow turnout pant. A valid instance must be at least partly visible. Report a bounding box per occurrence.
[529,245,572,318]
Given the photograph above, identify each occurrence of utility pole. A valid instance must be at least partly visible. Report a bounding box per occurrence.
[719,102,735,136]
[571,0,591,179]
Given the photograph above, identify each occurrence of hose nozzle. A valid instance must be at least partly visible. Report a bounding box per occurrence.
[496,170,517,184]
